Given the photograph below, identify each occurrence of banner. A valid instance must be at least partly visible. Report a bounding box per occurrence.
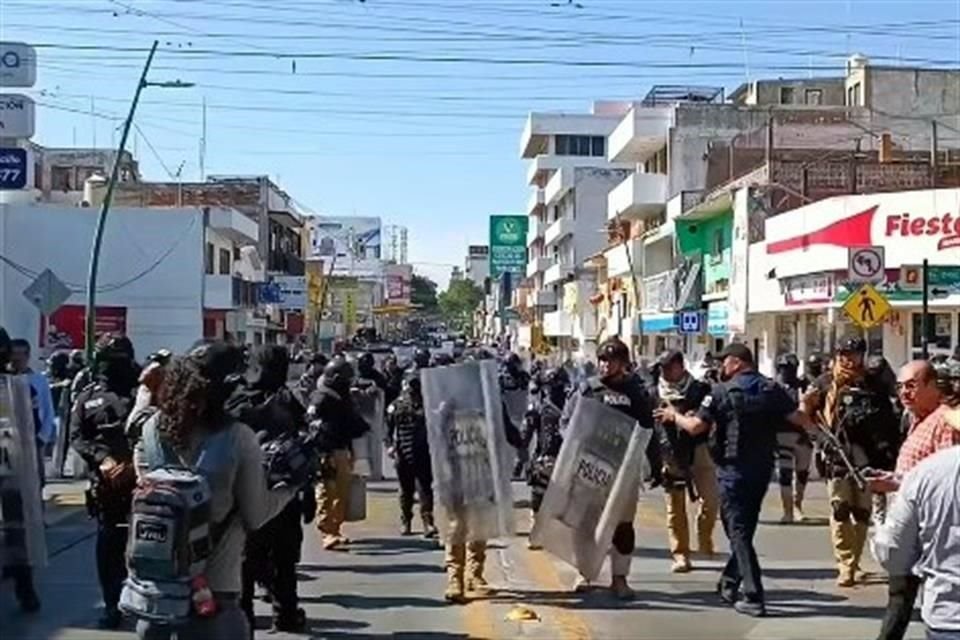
[308,216,382,277]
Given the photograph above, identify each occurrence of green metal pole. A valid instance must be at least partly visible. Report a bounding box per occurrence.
[84,40,159,359]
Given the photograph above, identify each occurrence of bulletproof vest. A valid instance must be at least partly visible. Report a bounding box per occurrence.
[535,400,563,458]
[831,378,898,469]
[711,376,779,465]
[583,377,634,416]
[80,383,133,457]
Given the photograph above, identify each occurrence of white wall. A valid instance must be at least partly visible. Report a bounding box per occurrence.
[0,204,204,359]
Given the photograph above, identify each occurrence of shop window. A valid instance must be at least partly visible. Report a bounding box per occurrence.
[804,314,829,358]
[911,312,953,358]
[218,248,231,275]
[776,315,798,357]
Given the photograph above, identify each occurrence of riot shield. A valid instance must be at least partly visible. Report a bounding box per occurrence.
[422,361,514,543]
[502,388,528,432]
[0,374,47,570]
[530,395,650,582]
[351,382,385,480]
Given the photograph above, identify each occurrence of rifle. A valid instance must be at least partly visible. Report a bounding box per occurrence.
[812,418,866,490]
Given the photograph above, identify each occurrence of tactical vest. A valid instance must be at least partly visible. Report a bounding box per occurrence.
[710,376,779,466]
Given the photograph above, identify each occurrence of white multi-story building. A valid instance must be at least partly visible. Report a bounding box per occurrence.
[464,245,489,288]
[518,102,638,358]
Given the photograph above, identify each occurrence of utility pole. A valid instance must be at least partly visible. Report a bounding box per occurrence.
[921,258,930,360]
[84,41,193,358]
[931,121,939,188]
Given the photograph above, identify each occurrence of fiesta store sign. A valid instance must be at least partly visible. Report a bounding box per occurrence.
[765,188,960,278]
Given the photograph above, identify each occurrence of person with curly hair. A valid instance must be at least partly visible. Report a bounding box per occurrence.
[132,343,300,640]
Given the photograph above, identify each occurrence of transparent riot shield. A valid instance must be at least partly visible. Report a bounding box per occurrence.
[422,361,514,543]
[351,382,385,480]
[0,374,48,570]
[530,395,650,582]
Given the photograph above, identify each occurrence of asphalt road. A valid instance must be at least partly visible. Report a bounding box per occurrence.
[0,479,924,640]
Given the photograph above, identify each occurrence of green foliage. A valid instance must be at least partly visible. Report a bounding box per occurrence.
[438,279,484,330]
[411,274,438,309]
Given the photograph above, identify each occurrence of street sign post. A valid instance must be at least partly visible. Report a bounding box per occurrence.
[677,310,702,334]
[0,42,37,88]
[0,94,35,139]
[488,215,529,280]
[0,147,27,189]
[847,246,885,284]
[841,283,891,330]
[22,269,72,347]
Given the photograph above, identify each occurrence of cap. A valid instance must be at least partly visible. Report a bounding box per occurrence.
[187,341,245,384]
[598,337,630,363]
[838,337,867,354]
[719,343,754,364]
[657,350,684,368]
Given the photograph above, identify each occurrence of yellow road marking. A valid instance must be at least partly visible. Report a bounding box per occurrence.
[463,592,498,640]
[521,547,593,640]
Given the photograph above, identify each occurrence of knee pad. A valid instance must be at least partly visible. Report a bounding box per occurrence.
[831,502,851,523]
[612,522,635,555]
[851,507,871,524]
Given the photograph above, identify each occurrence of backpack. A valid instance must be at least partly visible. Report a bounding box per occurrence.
[118,418,234,625]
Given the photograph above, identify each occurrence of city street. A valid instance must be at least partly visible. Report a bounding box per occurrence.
[1,479,923,640]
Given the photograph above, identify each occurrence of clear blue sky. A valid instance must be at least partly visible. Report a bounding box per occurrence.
[7,0,958,288]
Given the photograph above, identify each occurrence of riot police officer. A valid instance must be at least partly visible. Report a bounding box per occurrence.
[802,337,900,587]
[774,354,813,523]
[385,371,437,538]
[383,354,404,408]
[501,353,531,479]
[69,337,140,628]
[523,366,567,550]
[356,351,388,393]
[564,337,655,601]
[804,353,825,387]
[228,345,311,633]
[309,359,371,550]
[657,343,809,617]
[650,350,717,574]
[411,346,431,371]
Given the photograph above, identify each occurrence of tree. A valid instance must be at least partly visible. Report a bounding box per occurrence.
[411,274,439,310]
[438,279,484,331]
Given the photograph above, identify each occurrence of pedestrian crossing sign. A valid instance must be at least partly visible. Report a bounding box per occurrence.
[842,283,891,329]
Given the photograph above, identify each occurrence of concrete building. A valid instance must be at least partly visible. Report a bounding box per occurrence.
[464,245,489,288]
[518,101,639,359]
[0,203,204,358]
[115,176,308,344]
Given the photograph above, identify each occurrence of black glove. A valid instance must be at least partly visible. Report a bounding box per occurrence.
[300,485,317,524]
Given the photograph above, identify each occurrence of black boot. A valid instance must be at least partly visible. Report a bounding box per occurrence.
[272,607,306,632]
[401,517,413,536]
[11,566,40,613]
[98,607,122,629]
[422,513,438,539]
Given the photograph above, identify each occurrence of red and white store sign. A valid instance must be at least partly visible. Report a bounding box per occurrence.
[765,189,960,278]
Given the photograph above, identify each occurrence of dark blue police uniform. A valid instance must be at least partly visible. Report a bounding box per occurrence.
[696,370,797,608]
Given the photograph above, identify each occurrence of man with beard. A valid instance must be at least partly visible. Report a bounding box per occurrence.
[70,336,141,628]
[524,366,568,550]
[802,338,900,588]
[650,350,717,574]
[774,354,813,523]
[309,359,371,550]
[658,344,811,617]
[228,346,312,633]
[563,337,655,601]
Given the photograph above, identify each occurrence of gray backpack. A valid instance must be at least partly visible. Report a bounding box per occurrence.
[119,419,234,624]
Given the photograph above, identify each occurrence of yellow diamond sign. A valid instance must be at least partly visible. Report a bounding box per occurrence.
[842,283,891,329]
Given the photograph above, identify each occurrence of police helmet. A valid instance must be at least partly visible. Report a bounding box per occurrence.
[413,347,431,368]
[597,337,630,364]
[776,353,800,370]
[504,352,522,368]
[357,351,376,374]
[544,366,570,389]
[403,370,422,394]
[321,358,355,391]
[837,337,867,355]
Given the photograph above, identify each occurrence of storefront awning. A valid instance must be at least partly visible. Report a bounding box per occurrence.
[640,312,677,333]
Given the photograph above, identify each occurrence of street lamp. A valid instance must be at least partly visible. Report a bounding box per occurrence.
[84,40,193,358]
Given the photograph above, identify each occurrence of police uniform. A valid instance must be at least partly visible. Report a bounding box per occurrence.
[70,377,136,627]
[524,369,566,516]
[695,346,797,613]
[564,369,654,586]
[774,355,813,523]
[650,352,717,572]
[805,339,900,587]
[385,376,436,536]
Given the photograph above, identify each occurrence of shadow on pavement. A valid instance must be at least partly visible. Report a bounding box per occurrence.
[299,562,443,575]
[303,633,470,640]
[487,585,872,617]
[347,537,441,557]
[762,567,839,581]
[760,517,830,527]
[300,593,448,609]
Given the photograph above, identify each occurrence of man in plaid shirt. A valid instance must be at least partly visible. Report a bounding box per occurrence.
[870,359,960,640]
